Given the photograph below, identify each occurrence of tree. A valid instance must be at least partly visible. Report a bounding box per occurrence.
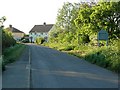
[90,1,120,39]
[75,1,120,40]
[49,2,80,44]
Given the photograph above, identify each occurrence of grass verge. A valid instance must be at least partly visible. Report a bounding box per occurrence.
[2,43,26,70]
[67,46,120,73]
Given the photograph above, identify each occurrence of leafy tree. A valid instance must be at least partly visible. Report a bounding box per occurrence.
[90,1,120,39]
[49,1,120,47]
[74,3,93,44]
[75,1,120,41]
[49,2,80,44]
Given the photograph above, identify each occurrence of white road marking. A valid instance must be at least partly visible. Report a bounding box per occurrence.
[27,48,31,88]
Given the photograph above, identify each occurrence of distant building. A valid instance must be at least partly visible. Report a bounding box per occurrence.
[29,22,54,43]
[9,25,25,41]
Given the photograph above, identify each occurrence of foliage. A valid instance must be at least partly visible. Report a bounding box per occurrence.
[35,37,45,45]
[2,28,16,52]
[62,39,120,73]
[49,2,80,45]
[58,45,75,51]
[45,1,120,73]
[75,1,120,39]
[78,34,90,44]
[1,17,16,52]
[85,40,120,73]
[49,1,120,45]
[0,16,16,71]
[3,44,26,71]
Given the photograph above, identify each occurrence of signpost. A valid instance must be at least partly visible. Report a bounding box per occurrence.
[98,30,108,47]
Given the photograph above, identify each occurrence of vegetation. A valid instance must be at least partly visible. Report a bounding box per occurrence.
[0,17,15,71]
[44,1,120,73]
[2,28,16,51]
[35,37,45,45]
[67,40,120,73]
[0,16,26,71]
[3,44,26,71]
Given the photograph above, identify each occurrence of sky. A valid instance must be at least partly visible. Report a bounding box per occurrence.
[0,0,83,34]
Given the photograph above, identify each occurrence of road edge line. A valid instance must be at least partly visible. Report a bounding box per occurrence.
[28,48,31,88]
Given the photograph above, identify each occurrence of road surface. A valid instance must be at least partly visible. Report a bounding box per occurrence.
[2,44,118,88]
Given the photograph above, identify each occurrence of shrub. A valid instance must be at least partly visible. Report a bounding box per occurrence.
[35,37,45,44]
[3,44,26,69]
[80,34,90,44]
[2,28,16,51]
[84,44,120,73]
[58,45,75,51]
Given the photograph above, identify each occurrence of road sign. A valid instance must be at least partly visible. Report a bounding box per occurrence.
[98,30,108,40]
[97,30,108,46]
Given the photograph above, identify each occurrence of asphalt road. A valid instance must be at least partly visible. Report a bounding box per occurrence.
[2,44,118,88]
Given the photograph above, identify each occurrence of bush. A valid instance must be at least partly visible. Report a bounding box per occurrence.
[35,37,45,44]
[58,45,75,51]
[79,34,90,44]
[63,40,120,73]
[84,45,120,73]
[2,28,16,51]
[3,44,26,68]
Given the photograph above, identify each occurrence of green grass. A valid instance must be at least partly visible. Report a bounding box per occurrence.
[3,43,26,66]
[65,42,120,73]
[84,46,119,73]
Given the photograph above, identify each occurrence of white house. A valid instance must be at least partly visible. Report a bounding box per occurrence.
[29,23,54,43]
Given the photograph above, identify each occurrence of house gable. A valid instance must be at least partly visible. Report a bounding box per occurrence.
[29,23,54,42]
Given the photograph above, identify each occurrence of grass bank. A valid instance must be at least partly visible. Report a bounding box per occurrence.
[2,43,26,70]
[67,45,119,73]
[43,40,120,73]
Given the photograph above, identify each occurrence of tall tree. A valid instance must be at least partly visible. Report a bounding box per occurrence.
[49,2,80,44]
[90,1,120,39]
[75,1,120,40]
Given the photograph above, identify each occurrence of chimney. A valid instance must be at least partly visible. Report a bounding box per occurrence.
[9,25,12,28]
[9,24,13,31]
[43,22,46,26]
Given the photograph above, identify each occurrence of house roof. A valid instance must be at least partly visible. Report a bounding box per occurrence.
[29,24,54,33]
[8,26,24,33]
[12,27,24,33]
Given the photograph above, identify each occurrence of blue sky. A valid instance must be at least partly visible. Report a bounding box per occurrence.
[0,0,90,34]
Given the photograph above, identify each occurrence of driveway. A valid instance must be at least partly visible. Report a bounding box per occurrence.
[2,44,118,88]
